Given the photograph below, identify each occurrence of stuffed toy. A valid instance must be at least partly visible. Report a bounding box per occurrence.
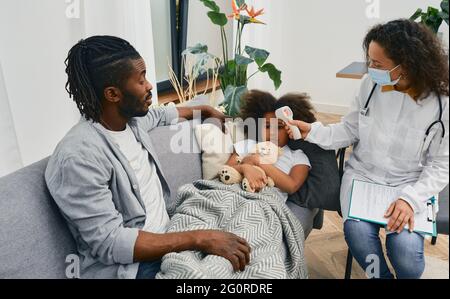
[218,141,283,193]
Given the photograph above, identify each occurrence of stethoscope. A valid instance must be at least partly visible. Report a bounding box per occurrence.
[362,83,446,165]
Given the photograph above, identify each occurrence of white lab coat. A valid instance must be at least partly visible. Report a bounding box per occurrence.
[306,75,449,221]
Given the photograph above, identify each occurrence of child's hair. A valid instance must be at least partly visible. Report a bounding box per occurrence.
[240,90,316,123]
[276,93,316,123]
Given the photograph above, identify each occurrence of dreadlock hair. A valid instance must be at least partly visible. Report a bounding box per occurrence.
[65,35,141,122]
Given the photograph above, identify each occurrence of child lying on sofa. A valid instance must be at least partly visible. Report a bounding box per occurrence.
[224,90,317,202]
[157,90,318,279]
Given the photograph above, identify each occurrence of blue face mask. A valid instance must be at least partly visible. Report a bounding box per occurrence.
[368,65,401,86]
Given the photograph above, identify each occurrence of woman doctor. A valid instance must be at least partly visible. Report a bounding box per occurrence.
[288,19,449,279]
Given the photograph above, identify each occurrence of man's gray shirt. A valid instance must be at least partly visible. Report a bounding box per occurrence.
[45,106,179,279]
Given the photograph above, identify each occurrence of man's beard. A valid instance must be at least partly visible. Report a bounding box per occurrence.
[118,90,152,119]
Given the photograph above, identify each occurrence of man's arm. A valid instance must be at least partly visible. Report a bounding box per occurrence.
[46,155,251,272]
[134,230,251,272]
[177,105,226,130]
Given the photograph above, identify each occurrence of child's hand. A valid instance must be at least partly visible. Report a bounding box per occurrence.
[241,154,260,166]
[285,120,312,140]
[242,165,268,192]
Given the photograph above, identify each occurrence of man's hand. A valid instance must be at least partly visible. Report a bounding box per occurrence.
[385,199,415,234]
[242,164,268,193]
[197,230,251,272]
[203,106,227,132]
[241,154,261,166]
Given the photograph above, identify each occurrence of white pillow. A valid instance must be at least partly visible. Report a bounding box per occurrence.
[194,123,234,180]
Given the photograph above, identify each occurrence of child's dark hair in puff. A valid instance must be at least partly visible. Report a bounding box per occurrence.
[239,90,316,141]
[240,90,316,123]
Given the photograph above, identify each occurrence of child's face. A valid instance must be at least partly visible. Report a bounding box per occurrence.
[262,112,289,147]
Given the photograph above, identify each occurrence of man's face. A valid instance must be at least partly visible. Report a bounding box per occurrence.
[117,58,154,118]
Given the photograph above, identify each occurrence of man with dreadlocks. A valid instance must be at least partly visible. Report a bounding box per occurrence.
[45,36,251,279]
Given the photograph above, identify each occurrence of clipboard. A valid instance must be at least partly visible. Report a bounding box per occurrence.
[348,179,437,237]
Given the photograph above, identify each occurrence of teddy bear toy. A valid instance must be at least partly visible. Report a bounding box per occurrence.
[218,141,283,193]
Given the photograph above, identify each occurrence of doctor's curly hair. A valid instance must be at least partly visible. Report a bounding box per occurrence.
[364,19,449,100]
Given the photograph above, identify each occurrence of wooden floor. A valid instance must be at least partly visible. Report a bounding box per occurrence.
[306,112,449,279]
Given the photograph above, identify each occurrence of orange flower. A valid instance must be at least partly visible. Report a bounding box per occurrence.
[246,6,264,18]
[229,0,247,20]
[245,5,265,24]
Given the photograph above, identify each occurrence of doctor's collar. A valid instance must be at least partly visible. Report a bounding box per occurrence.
[381,85,419,101]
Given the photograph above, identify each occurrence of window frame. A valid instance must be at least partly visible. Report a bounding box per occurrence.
[156,0,189,93]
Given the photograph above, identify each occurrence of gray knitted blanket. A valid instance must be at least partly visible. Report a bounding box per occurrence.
[157,180,308,279]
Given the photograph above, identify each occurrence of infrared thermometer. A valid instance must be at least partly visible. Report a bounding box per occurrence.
[275,106,302,140]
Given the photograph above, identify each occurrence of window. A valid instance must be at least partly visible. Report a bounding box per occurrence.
[150,0,188,93]
[150,0,233,96]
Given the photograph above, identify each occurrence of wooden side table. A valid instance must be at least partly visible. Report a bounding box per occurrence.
[336,62,368,79]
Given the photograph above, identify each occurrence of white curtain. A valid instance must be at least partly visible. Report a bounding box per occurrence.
[0,61,22,177]
[0,0,158,177]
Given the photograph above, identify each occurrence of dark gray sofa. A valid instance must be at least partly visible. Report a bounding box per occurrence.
[0,123,322,279]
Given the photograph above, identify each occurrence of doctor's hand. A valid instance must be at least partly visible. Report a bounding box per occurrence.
[285,120,312,139]
[385,199,415,234]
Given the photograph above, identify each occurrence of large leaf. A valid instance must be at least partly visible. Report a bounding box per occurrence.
[442,0,449,14]
[260,63,282,90]
[410,8,423,21]
[245,46,270,67]
[199,0,220,12]
[440,0,449,24]
[207,11,228,26]
[182,43,208,55]
[222,85,248,117]
[439,11,449,24]
[235,54,254,66]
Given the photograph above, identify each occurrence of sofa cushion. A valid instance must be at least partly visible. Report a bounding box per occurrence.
[287,139,341,211]
[437,185,449,235]
[0,158,77,279]
[148,121,203,210]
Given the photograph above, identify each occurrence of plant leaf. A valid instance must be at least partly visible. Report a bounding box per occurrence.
[235,54,254,66]
[439,11,449,24]
[199,0,220,12]
[260,63,282,90]
[442,0,449,14]
[222,85,248,117]
[182,43,208,55]
[207,11,228,26]
[245,46,270,67]
[410,8,423,21]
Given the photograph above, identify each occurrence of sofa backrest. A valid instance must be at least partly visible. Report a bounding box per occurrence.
[0,122,203,278]
[0,158,77,278]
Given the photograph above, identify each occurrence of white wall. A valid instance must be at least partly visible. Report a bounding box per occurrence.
[0,0,158,172]
[0,0,82,170]
[243,0,449,114]
[187,0,234,62]
[0,61,23,176]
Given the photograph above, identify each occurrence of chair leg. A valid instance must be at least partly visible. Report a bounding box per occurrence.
[431,236,437,245]
[345,248,353,279]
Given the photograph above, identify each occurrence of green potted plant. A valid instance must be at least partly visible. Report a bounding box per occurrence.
[198,0,282,117]
[410,0,449,34]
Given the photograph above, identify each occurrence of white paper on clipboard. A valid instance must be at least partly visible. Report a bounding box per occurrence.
[348,180,436,236]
